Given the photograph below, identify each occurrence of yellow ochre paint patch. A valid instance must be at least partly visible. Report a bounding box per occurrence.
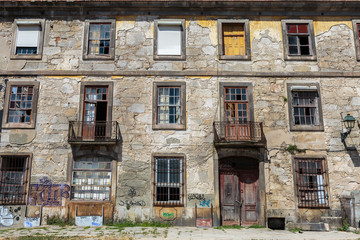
[45,76,83,79]
[313,19,352,36]
[111,76,124,79]
[186,76,212,79]
[116,16,137,31]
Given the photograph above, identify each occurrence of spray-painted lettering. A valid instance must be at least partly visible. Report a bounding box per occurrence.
[163,212,174,218]
[188,194,205,201]
[28,177,70,206]
[119,200,146,207]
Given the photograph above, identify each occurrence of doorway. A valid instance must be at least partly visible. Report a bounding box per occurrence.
[219,158,259,226]
[83,86,108,140]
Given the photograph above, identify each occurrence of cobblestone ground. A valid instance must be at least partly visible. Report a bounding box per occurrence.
[0,226,359,240]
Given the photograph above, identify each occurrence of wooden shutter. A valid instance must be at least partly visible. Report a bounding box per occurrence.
[222,23,245,56]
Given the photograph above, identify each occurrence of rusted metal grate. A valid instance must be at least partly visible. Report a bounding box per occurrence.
[154,157,184,206]
[0,156,29,205]
[295,157,329,208]
[68,121,120,143]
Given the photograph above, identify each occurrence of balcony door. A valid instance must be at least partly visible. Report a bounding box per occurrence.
[224,87,250,140]
[83,86,108,140]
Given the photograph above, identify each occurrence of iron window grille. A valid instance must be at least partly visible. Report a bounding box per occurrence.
[295,157,329,208]
[292,91,319,126]
[154,157,184,206]
[0,155,30,205]
[71,156,112,201]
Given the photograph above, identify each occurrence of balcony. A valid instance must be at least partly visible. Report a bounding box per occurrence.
[68,121,120,144]
[213,121,265,147]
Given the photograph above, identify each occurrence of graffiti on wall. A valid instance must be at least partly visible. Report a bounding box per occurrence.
[188,193,205,201]
[75,216,103,227]
[0,206,22,227]
[24,217,41,228]
[28,177,70,206]
[159,208,177,221]
[199,199,211,207]
[128,187,136,198]
[119,200,146,207]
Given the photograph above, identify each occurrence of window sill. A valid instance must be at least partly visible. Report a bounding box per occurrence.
[2,123,36,129]
[290,125,324,132]
[153,124,186,130]
[284,55,317,61]
[153,203,184,207]
[219,55,251,61]
[83,54,115,61]
[154,55,186,61]
[10,54,42,60]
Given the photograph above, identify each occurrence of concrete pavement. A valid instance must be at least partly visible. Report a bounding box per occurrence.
[0,226,359,240]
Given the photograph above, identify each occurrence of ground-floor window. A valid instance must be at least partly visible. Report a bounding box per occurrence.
[0,155,30,204]
[294,157,329,208]
[71,156,112,200]
[154,156,184,206]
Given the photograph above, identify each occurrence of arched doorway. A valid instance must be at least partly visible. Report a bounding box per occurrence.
[219,157,259,226]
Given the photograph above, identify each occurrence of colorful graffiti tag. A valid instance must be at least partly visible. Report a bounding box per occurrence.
[28,177,70,206]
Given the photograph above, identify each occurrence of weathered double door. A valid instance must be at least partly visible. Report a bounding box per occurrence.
[220,170,259,226]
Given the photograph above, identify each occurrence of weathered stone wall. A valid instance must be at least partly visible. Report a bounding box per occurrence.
[0,14,360,227]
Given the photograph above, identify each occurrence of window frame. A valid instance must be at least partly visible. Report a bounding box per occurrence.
[83,19,116,60]
[352,20,360,61]
[70,155,114,201]
[0,153,32,205]
[293,156,330,209]
[281,20,317,61]
[287,83,324,132]
[152,82,186,130]
[2,81,40,129]
[218,19,251,60]
[219,82,254,122]
[10,19,45,60]
[152,153,186,207]
[153,19,186,61]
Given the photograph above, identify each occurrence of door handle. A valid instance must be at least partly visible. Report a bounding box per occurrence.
[235,200,242,207]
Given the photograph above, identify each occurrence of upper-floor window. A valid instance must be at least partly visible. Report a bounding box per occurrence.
[218,19,251,60]
[0,154,31,205]
[352,20,360,61]
[83,20,116,60]
[11,19,45,60]
[294,157,329,208]
[2,81,40,129]
[287,83,324,131]
[153,82,186,130]
[281,20,316,61]
[154,19,186,60]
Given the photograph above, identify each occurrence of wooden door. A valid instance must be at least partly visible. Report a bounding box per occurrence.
[223,23,245,56]
[83,102,96,140]
[239,170,259,225]
[220,173,241,225]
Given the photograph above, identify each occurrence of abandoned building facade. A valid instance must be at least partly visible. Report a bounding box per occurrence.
[0,0,359,230]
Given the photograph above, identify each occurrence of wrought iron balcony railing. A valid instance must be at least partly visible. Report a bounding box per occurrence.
[213,121,265,144]
[68,121,120,144]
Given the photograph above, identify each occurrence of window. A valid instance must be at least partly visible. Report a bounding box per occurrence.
[0,155,31,205]
[11,19,45,60]
[153,155,185,206]
[281,20,316,61]
[225,87,248,123]
[218,19,250,60]
[154,19,186,60]
[294,157,329,208]
[83,20,115,60]
[71,156,113,200]
[153,82,186,130]
[287,83,323,131]
[77,82,113,140]
[352,20,360,61]
[2,81,40,129]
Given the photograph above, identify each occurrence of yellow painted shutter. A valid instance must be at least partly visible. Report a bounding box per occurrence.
[223,24,245,56]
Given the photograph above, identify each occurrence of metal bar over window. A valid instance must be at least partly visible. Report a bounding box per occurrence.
[295,157,329,208]
[0,156,29,205]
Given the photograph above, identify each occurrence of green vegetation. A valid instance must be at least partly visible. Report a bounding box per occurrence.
[282,96,288,102]
[13,237,83,240]
[247,224,265,229]
[105,219,172,228]
[214,225,244,230]
[289,227,303,233]
[338,219,351,232]
[46,215,74,227]
[285,144,306,154]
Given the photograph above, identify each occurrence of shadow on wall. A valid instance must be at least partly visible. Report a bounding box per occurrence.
[347,148,360,167]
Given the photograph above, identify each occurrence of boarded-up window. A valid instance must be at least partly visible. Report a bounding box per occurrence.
[222,23,245,56]
[71,156,112,200]
[157,25,182,55]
